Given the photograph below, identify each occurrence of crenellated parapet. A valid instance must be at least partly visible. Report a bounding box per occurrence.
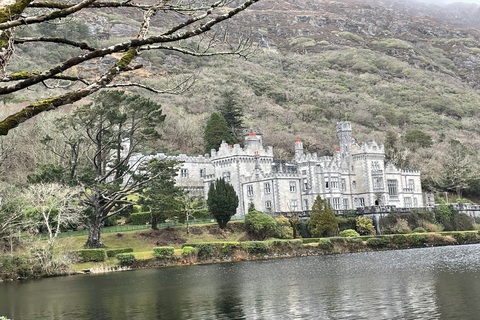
[352,140,385,155]
[211,140,274,160]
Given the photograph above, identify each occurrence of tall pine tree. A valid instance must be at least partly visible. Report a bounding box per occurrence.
[207,178,239,229]
[218,90,244,141]
[204,112,235,153]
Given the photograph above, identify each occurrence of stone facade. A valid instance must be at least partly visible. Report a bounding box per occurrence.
[132,122,424,218]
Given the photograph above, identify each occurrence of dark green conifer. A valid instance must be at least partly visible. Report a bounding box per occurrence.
[207,178,239,229]
[204,112,235,153]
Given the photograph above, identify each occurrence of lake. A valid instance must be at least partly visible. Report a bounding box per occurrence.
[2,244,480,319]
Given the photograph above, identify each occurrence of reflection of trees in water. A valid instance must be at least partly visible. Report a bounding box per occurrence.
[215,264,246,319]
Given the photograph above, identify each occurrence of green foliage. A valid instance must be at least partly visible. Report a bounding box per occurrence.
[241,241,271,254]
[220,242,241,254]
[27,163,67,184]
[153,246,175,259]
[355,216,376,235]
[138,158,184,229]
[338,217,356,231]
[218,90,244,141]
[308,196,339,237]
[408,234,428,247]
[244,210,277,240]
[106,248,134,258]
[115,253,135,266]
[366,237,388,248]
[317,238,334,251]
[404,129,433,149]
[77,249,107,262]
[130,212,152,225]
[204,112,235,153]
[182,246,197,257]
[195,243,217,260]
[412,227,427,233]
[207,178,239,229]
[275,216,294,239]
[339,229,360,237]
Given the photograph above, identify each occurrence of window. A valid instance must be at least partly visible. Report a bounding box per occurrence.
[359,198,365,207]
[303,178,309,191]
[247,185,254,197]
[404,197,412,208]
[325,179,329,189]
[373,177,383,190]
[407,179,415,192]
[223,171,231,182]
[264,182,271,194]
[181,168,188,178]
[332,197,341,210]
[265,200,272,211]
[413,198,418,207]
[331,177,339,189]
[289,181,297,192]
[387,180,398,197]
[371,161,381,171]
[352,181,356,190]
[290,200,298,211]
[341,178,346,191]
[302,170,307,175]
[343,198,349,210]
[199,168,205,178]
[303,199,309,210]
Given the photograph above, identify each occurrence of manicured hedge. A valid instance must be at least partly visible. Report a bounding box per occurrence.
[182,246,197,257]
[106,248,134,258]
[318,238,333,251]
[77,249,107,262]
[116,253,135,266]
[241,241,271,254]
[153,246,175,259]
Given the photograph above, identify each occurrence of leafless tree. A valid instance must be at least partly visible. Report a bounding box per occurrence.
[0,0,260,136]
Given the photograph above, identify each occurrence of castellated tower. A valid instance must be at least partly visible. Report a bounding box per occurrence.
[336,121,352,163]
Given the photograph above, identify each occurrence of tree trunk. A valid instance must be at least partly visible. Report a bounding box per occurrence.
[151,213,159,230]
[85,222,104,248]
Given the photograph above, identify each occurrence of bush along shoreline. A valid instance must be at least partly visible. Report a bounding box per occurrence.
[112,231,480,270]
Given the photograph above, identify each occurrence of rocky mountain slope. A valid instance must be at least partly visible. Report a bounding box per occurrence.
[4,0,480,194]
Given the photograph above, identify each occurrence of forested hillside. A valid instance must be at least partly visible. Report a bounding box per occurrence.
[2,0,480,196]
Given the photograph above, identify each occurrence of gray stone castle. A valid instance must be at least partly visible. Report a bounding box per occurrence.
[130,121,424,218]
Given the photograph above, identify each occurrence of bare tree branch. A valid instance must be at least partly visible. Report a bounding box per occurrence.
[15,37,96,51]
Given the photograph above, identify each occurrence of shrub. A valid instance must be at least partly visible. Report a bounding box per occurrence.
[241,241,271,254]
[391,218,411,234]
[77,249,107,262]
[302,238,321,244]
[269,239,303,249]
[130,212,151,225]
[356,216,376,235]
[195,243,218,260]
[339,229,360,237]
[366,237,388,248]
[390,234,408,247]
[408,233,428,247]
[220,242,240,255]
[116,253,135,266]
[244,210,277,240]
[308,196,339,237]
[153,246,174,259]
[106,248,134,258]
[182,246,197,257]
[338,217,356,231]
[317,238,333,251]
[275,216,294,239]
[412,227,427,233]
[422,221,443,232]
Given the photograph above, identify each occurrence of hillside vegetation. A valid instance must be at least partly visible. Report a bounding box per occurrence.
[2,0,480,195]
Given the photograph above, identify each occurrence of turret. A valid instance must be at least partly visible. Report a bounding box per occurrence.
[244,131,263,150]
[336,121,352,163]
[295,138,303,159]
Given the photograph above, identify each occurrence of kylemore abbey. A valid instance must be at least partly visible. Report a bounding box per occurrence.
[130,121,428,218]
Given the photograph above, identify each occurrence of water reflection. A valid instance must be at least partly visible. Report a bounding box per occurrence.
[2,245,480,319]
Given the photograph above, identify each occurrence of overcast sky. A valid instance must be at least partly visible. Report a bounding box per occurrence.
[419,0,480,3]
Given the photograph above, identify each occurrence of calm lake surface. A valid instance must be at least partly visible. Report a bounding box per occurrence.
[2,244,480,319]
